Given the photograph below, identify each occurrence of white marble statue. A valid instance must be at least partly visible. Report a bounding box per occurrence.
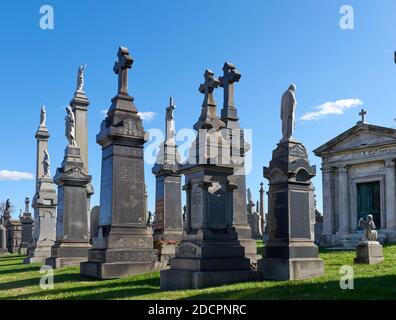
[166,97,176,142]
[76,64,86,92]
[280,84,297,141]
[65,106,77,146]
[40,105,47,127]
[42,150,51,177]
[358,214,378,241]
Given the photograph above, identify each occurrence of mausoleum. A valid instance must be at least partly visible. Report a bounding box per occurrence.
[314,110,396,247]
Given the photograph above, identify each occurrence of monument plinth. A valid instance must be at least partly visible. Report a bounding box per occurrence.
[46,107,92,268]
[25,176,57,263]
[80,47,157,279]
[160,69,258,291]
[258,85,324,280]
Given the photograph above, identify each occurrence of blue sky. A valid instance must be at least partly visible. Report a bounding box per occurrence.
[1,0,396,217]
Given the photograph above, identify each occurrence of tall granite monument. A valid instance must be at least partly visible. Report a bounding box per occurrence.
[152,97,183,262]
[19,197,34,255]
[70,65,94,237]
[219,62,258,262]
[46,106,92,268]
[80,46,157,279]
[160,69,258,290]
[25,107,57,263]
[257,84,324,280]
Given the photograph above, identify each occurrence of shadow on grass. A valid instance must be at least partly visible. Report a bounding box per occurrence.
[3,274,160,300]
[181,274,396,300]
[0,265,42,276]
[0,256,26,263]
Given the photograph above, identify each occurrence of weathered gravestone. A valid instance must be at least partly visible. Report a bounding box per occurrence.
[219,63,258,262]
[80,47,157,279]
[0,221,7,255]
[257,84,324,280]
[45,106,92,268]
[160,69,258,291]
[152,97,183,262]
[19,197,34,255]
[90,206,100,243]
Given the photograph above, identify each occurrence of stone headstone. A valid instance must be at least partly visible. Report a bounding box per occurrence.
[160,69,259,291]
[257,85,324,280]
[80,47,157,279]
[0,222,7,255]
[247,211,261,240]
[6,221,21,253]
[219,63,257,262]
[19,197,34,255]
[90,206,100,242]
[45,144,92,268]
[152,97,183,262]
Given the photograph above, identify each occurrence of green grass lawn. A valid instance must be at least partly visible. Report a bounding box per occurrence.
[0,242,395,300]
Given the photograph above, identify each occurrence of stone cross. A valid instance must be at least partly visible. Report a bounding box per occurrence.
[113,46,134,95]
[219,62,241,111]
[199,69,220,107]
[359,108,367,123]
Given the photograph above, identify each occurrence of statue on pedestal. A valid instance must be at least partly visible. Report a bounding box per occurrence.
[358,214,378,241]
[280,84,297,141]
[65,106,77,147]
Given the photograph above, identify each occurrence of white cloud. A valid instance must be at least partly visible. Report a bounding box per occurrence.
[100,110,156,122]
[138,111,156,122]
[0,170,34,181]
[301,98,363,121]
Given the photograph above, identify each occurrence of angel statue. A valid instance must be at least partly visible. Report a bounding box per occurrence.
[65,106,77,146]
[40,105,47,127]
[42,150,51,177]
[76,64,86,92]
[358,214,378,241]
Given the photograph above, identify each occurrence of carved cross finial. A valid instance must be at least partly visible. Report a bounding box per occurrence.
[219,62,241,119]
[199,69,220,107]
[113,46,134,95]
[359,108,367,123]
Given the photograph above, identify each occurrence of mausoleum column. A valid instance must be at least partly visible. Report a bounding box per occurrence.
[338,166,350,234]
[321,166,333,235]
[385,159,396,229]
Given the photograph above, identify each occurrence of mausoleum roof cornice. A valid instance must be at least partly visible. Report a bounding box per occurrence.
[313,123,396,157]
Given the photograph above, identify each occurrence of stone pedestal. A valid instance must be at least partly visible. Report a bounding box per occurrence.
[0,224,8,255]
[80,47,157,279]
[354,241,384,264]
[258,140,324,280]
[45,146,92,268]
[24,177,57,264]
